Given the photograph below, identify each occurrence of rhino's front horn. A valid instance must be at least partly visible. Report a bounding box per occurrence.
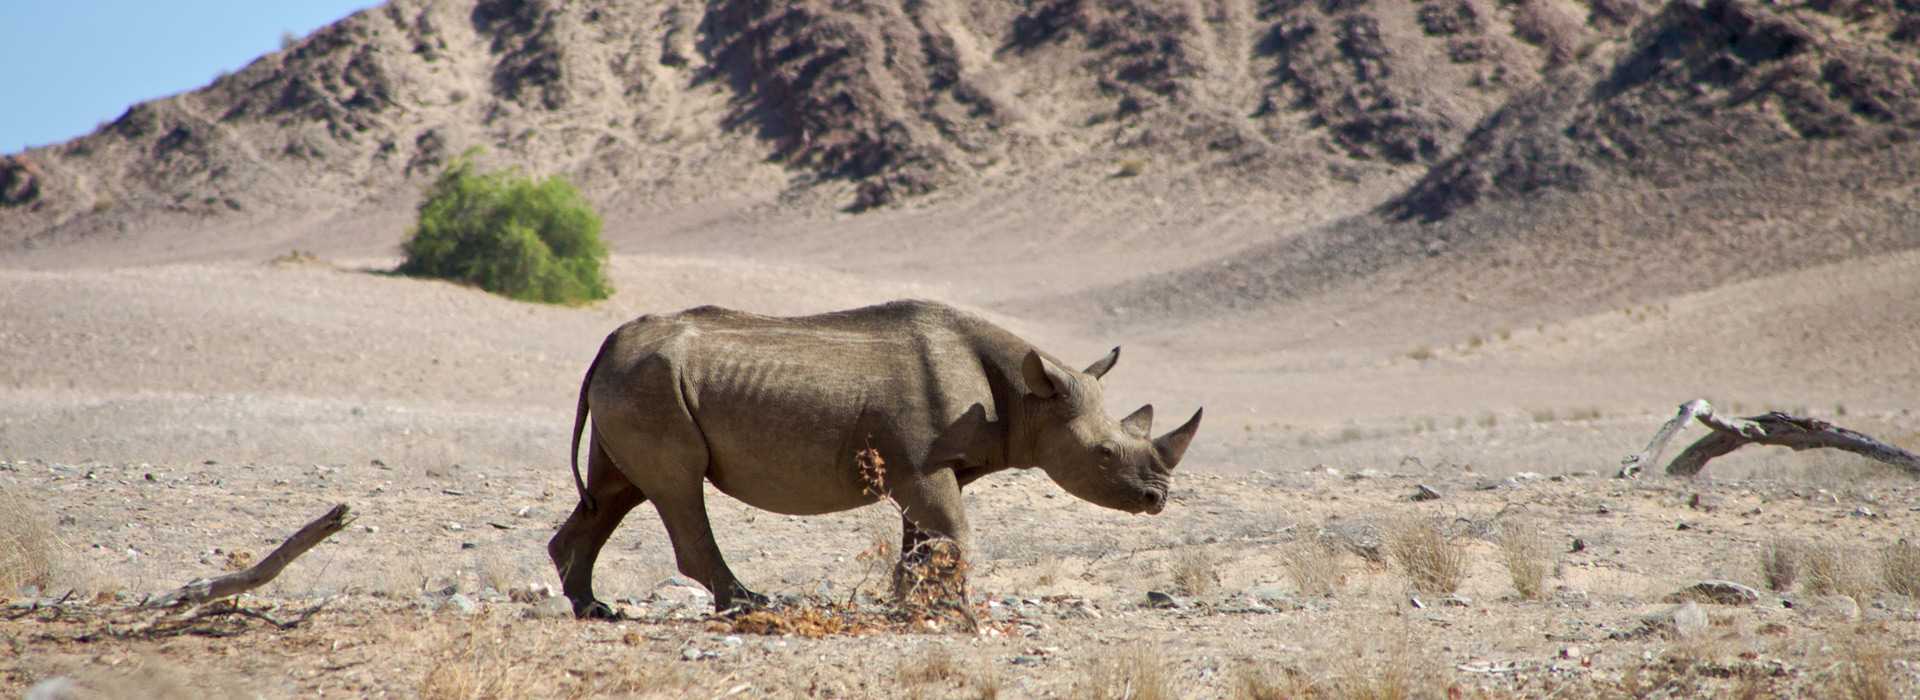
[1153,408,1203,468]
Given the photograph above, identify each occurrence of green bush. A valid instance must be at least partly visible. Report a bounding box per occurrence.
[399,153,611,304]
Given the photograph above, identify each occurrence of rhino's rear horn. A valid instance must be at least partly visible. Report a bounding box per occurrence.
[1084,346,1121,379]
[1153,408,1203,468]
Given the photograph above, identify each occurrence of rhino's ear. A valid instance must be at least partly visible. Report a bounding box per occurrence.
[1083,346,1120,380]
[1022,350,1072,399]
[1120,404,1153,438]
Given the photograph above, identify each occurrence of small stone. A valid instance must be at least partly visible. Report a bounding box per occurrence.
[1646,601,1708,638]
[26,677,79,700]
[1852,506,1876,518]
[515,506,532,517]
[441,593,478,615]
[1247,585,1296,608]
[1411,484,1443,501]
[1688,493,1723,512]
[1669,580,1761,605]
[1441,595,1472,608]
[682,647,702,661]
[461,542,478,550]
[1797,595,1861,622]
[1145,591,1183,609]
[722,635,744,647]
[1559,645,1582,660]
[1570,538,1586,553]
[526,596,572,620]
[444,522,463,532]
[442,489,466,496]
[1011,655,1045,667]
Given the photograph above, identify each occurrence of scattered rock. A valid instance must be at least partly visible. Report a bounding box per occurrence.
[1569,538,1586,553]
[1442,595,1472,608]
[682,647,704,661]
[25,677,78,700]
[1852,506,1876,518]
[525,596,572,619]
[441,593,478,615]
[1669,580,1761,605]
[1644,601,1709,638]
[1011,655,1045,667]
[1145,591,1183,609]
[1411,484,1443,501]
[1796,594,1862,622]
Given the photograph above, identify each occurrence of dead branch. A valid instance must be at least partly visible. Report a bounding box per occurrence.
[146,504,352,608]
[1620,401,1920,479]
[1618,399,1712,479]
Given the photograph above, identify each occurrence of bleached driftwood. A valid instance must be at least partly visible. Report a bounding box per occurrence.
[1619,401,1920,479]
[146,504,352,608]
[1618,399,1713,479]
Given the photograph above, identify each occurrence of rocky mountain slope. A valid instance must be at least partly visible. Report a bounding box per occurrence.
[3,0,1600,254]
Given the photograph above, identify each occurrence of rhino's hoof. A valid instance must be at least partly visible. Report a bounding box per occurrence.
[716,589,770,616]
[575,599,624,621]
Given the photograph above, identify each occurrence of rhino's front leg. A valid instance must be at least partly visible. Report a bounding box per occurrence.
[889,466,973,597]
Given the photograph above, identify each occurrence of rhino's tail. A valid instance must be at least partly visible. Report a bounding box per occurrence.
[571,332,616,513]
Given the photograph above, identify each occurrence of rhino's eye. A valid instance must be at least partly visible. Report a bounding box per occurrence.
[1095,443,1116,461]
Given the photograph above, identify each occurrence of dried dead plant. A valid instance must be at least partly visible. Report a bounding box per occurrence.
[1497,521,1550,599]
[419,630,537,700]
[0,491,58,594]
[1760,538,1801,592]
[1879,539,1920,599]
[1387,518,1467,595]
[859,446,978,632]
[1282,541,1342,598]
[1803,541,1879,601]
[898,646,962,686]
[1835,635,1897,700]
[1233,665,1303,700]
[1072,646,1173,700]
[1170,546,1219,596]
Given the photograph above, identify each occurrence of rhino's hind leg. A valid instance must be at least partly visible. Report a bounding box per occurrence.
[548,435,646,620]
[649,486,769,613]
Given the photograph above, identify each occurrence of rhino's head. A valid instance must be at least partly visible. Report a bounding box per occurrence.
[1019,347,1203,514]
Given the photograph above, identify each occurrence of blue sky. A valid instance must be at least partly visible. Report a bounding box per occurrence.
[1,2,379,154]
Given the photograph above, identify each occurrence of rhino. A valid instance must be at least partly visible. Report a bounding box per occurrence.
[547,300,1202,618]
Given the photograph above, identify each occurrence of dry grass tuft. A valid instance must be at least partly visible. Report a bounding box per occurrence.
[419,631,537,700]
[1497,521,1551,599]
[0,492,58,594]
[1803,542,1880,601]
[1233,665,1301,700]
[1760,538,1801,592]
[1835,635,1897,700]
[1239,636,1445,699]
[1879,539,1920,599]
[898,646,962,685]
[1283,541,1343,598]
[1387,519,1467,595]
[1073,647,1173,700]
[1170,546,1219,596]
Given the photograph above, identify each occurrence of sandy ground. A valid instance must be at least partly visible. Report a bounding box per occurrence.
[4,240,1919,697]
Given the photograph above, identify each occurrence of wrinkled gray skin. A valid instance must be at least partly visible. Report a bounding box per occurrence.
[547,300,1203,618]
